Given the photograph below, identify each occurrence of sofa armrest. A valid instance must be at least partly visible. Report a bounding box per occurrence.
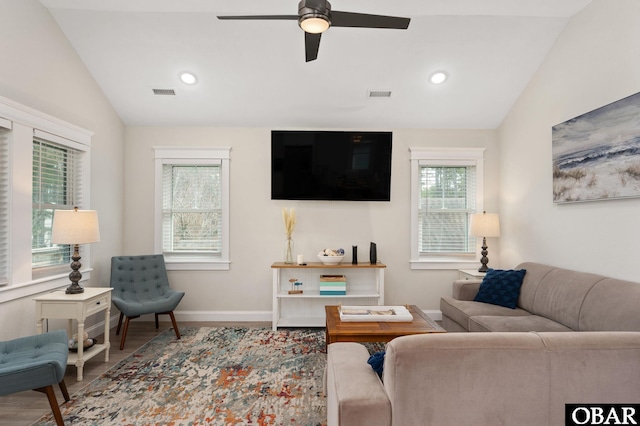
[326,343,391,426]
[452,279,482,300]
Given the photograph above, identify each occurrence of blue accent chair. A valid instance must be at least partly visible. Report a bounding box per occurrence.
[110,255,185,350]
[0,330,70,426]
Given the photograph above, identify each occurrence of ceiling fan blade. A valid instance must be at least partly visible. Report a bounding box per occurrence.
[217,15,298,21]
[330,11,410,29]
[305,32,321,62]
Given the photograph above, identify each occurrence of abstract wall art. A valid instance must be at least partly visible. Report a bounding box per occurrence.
[552,91,640,203]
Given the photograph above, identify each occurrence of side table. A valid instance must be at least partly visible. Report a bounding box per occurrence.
[34,287,113,381]
[458,269,486,280]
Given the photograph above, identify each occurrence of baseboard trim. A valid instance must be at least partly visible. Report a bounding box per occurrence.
[175,311,273,323]
[175,310,442,323]
[89,309,442,336]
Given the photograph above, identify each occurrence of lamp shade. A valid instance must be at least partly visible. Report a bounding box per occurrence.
[51,209,100,245]
[470,212,500,238]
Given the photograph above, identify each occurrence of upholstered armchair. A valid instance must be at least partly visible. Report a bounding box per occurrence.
[0,330,70,426]
[110,255,185,350]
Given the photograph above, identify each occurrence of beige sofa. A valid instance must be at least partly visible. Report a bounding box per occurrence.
[441,262,640,332]
[325,263,640,425]
[326,332,640,426]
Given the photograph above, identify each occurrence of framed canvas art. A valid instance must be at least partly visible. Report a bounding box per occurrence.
[552,91,640,203]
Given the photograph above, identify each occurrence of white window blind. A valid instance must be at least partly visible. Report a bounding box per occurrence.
[162,164,222,254]
[0,127,9,285]
[418,164,476,254]
[32,138,83,269]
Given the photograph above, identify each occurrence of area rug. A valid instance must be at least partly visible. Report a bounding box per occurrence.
[35,327,332,425]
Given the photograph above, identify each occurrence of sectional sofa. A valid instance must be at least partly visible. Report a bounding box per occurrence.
[441,262,640,333]
[325,262,640,425]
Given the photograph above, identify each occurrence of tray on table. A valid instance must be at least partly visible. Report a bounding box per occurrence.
[338,305,414,322]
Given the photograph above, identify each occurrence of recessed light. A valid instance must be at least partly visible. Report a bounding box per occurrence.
[430,71,448,85]
[180,72,197,85]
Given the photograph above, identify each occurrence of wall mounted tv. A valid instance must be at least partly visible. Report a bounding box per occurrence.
[271,130,392,201]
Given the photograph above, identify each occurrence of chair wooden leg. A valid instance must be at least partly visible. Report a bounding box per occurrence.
[120,317,131,350]
[35,385,65,426]
[169,311,181,340]
[155,313,160,329]
[116,312,124,335]
[58,379,70,402]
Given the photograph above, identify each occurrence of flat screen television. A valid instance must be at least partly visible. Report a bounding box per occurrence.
[271,130,392,201]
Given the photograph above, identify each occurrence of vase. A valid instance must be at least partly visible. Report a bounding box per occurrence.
[284,237,294,264]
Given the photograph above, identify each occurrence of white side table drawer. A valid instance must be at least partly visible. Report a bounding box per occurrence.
[86,294,110,316]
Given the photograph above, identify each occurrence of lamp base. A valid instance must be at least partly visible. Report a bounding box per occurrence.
[65,244,85,294]
[65,282,84,294]
[477,237,490,273]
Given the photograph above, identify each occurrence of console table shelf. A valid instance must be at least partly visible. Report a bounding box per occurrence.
[271,262,386,330]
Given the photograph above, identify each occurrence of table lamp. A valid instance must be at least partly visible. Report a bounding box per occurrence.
[469,211,500,272]
[51,207,100,294]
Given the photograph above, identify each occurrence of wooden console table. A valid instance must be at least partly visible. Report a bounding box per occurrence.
[35,287,112,381]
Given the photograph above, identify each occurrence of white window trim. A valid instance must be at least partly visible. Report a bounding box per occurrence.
[0,96,93,303]
[154,146,231,271]
[409,147,485,270]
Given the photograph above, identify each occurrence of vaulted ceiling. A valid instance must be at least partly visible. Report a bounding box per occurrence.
[41,0,593,128]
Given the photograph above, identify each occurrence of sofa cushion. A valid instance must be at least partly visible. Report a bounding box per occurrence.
[531,268,605,330]
[538,332,640,422]
[579,278,640,331]
[383,333,550,426]
[441,296,531,330]
[515,262,556,312]
[469,315,574,332]
[473,269,526,309]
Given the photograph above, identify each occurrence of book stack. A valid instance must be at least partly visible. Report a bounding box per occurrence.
[320,274,347,295]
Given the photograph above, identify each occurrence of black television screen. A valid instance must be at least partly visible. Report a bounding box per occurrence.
[271,130,392,201]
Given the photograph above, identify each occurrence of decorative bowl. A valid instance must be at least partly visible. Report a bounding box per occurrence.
[317,255,344,265]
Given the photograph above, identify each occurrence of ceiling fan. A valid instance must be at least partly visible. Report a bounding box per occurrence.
[217,0,410,62]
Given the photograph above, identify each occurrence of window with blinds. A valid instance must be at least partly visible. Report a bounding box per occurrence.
[418,165,476,254]
[162,164,222,254]
[32,139,83,269]
[0,127,9,286]
[409,147,485,269]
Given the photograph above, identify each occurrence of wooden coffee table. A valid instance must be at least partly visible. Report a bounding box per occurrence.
[325,305,446,347]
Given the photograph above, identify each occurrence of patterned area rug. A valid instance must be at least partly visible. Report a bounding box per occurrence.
[35,327,333,425]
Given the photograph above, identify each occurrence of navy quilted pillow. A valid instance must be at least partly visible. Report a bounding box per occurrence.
[474,268,526,309]
[367,351,385,378]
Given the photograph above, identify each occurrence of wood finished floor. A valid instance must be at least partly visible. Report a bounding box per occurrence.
[0,321,271,426]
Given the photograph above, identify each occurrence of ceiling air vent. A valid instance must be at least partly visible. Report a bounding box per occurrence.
[368,90,392,98]
[152,88,176,96]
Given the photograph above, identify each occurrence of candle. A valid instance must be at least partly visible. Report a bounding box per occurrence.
[297,254,304,265]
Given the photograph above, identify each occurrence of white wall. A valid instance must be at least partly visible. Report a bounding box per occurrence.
[499,0,640,280]
[0,0,125,339]
[124,127,499,319]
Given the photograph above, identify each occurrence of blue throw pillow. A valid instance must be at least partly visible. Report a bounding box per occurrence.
[367,351,385,378]
[473,268,526,309]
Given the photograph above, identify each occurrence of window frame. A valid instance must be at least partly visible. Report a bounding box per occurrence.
[0,96,93,303]
[410,147,485,270]
[154,146,231,271]
[32,136,85,276]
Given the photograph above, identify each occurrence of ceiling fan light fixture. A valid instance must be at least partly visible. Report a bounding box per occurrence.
[299,14,330,33]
